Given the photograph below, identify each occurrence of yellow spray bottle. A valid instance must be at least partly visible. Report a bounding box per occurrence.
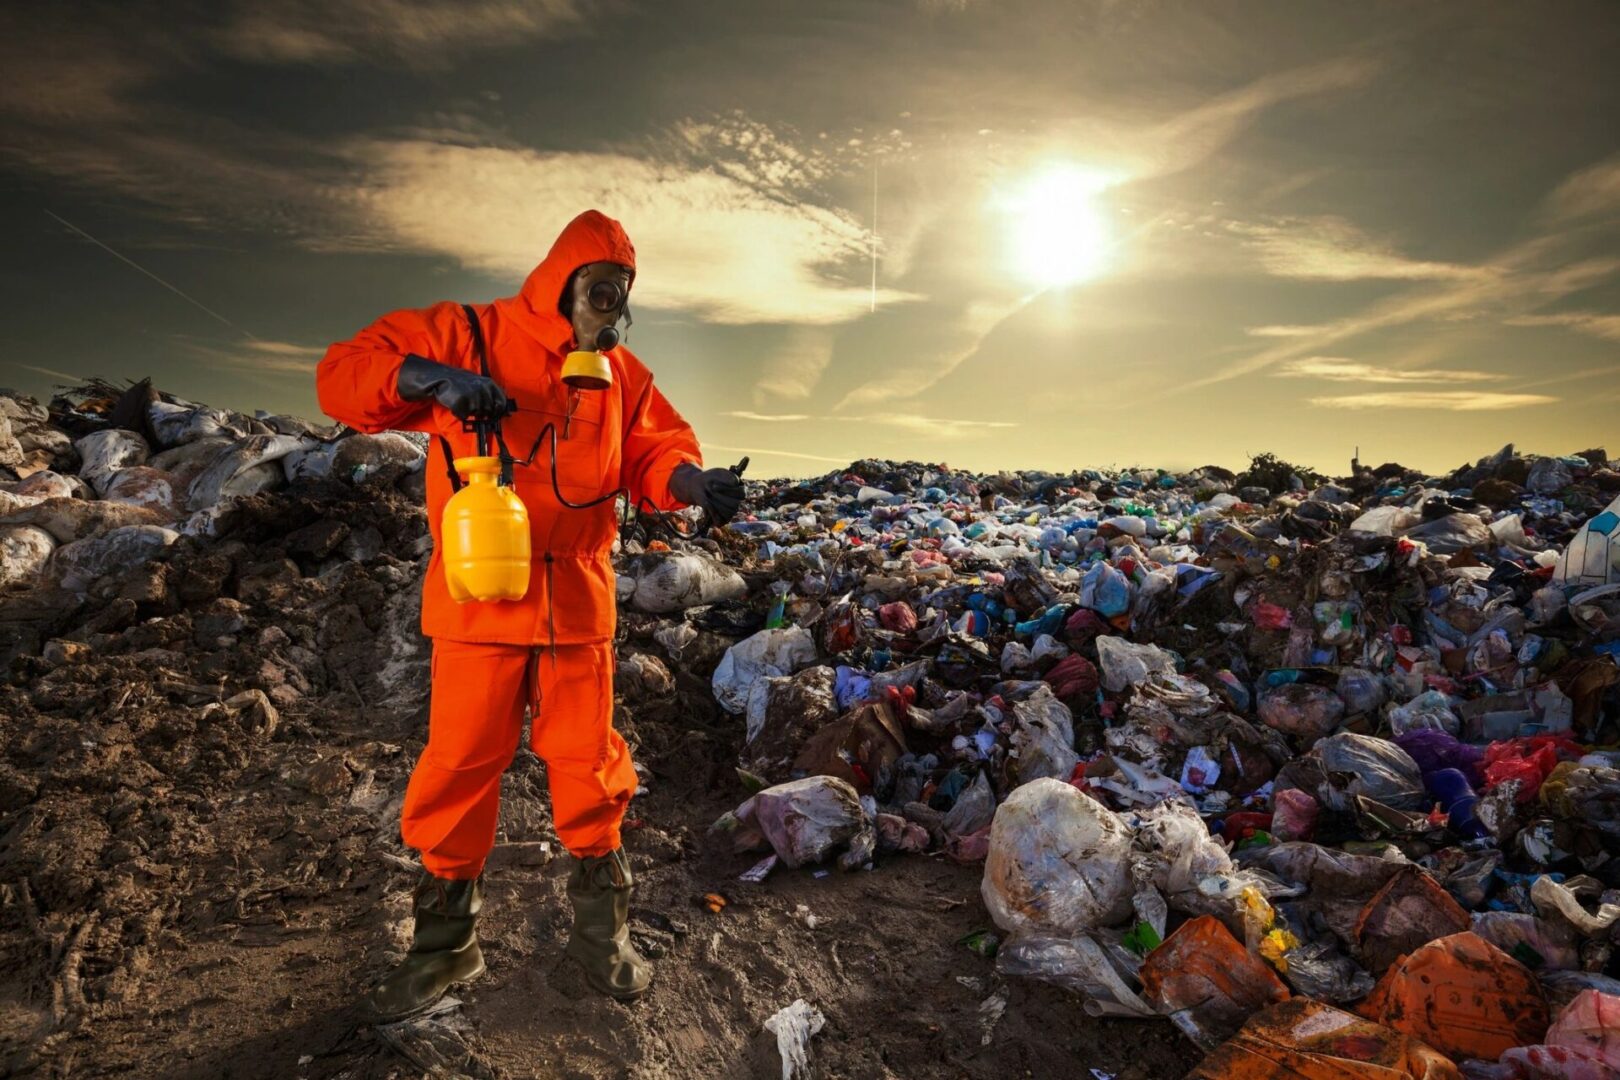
[442,408,530,602]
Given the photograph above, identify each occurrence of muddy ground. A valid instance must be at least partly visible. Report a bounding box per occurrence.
[2,666,1197,1080]
[0,478,1196,1080]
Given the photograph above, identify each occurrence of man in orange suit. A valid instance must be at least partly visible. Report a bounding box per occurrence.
[317,209,743,1016]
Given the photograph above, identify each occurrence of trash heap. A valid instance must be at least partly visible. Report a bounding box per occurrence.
[659,450,1620,1077]
[7,376,1620,1078]
[0,378,440,1056]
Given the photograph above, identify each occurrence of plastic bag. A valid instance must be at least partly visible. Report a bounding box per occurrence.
[629,553,747,613]
[995,933,1157,1018]
[1471,912,1580,971]
[74,429,150,497]
[1081,560,1131,617]
[1389,689,1461,736]
[717,776,874,870]
[981,778,1134,936]
[712,627,818,714]
[1353,865,1471,975]
[1008,685,1079,784]
[762,998,826,1080]
[941,770,996,837]
[1257,683,1345,744]
[1310,732,1426,811]
[1095,636,1177,692]
[1494,990,1620,1078]
[1396,728,1486,787]
[1271,788,1319,842]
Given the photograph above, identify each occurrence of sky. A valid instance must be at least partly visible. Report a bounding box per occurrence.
[1,1,1617,479]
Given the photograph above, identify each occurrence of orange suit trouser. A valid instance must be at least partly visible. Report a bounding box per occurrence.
[400,638,636,879]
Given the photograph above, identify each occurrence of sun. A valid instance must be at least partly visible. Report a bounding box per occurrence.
[999,164,1117,289]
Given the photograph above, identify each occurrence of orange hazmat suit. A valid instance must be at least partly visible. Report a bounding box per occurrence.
[316,210,702,875]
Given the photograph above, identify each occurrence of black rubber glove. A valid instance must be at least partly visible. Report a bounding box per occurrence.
[397,354,508,420]
[669,460,747,528]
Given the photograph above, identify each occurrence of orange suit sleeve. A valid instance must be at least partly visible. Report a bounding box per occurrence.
[618,353,702,511]
[316,301,467,434]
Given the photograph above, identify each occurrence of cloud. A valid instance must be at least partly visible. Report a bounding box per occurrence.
[1231,217,1487,281]
[338,139,918,325]
[833,296,1026,410]
[177,338,326,374]
[1545,155,1620,221]
[1308,391,1557,411]
[701,442,849,466]
[753,328,836,403]
[723,410,813,422]
[834,413,1015,433]
[1275,357,1505,383]
[214,0,591,69]
[1247,324,1328,337]
[722,409,1015,433]
[1137,58,1377,180]
[1505,311,1620,342]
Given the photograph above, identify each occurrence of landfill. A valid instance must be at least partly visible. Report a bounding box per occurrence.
[4,378,1620,1078]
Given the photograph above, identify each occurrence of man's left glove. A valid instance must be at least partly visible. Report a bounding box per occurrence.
[669,461,746,529]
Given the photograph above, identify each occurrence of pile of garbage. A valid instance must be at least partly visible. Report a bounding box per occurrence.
[7,375,1620,1077]
[0,379,443,1059]
[654,448,1620,1076]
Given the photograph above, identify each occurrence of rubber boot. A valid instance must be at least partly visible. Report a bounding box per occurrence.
[565,848,652,1000]
[366,871,486,1021]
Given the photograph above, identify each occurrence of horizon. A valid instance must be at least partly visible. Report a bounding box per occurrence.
[2,2,1617,479]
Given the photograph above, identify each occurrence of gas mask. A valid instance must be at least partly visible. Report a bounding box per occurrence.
[560,261,633,390]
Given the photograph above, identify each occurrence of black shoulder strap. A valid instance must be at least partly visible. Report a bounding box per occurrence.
[435,304,492,494]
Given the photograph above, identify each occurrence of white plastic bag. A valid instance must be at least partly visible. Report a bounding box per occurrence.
[75,429,150,497]
[982,777,1134,936]
[630,553,747,613]
[1008,685,1079,785]
[1095,636,1176,692]
[712,627,816,714]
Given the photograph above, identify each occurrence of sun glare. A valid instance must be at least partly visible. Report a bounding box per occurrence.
[1001,164,1117,289]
